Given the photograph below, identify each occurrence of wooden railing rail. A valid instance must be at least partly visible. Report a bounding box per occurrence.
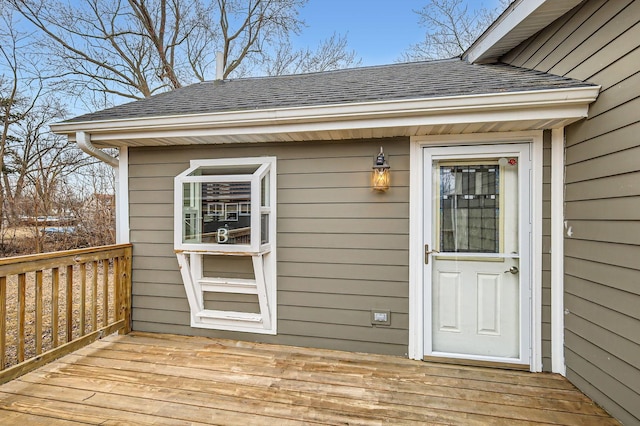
[0,243,132,384]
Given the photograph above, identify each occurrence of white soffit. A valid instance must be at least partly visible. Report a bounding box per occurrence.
[464,0,585,64]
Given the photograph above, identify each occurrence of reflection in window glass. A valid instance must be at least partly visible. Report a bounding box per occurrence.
[439,164,499,253]
[182,183,200,242]
[183,181,252,245]
[261,175,269,207]
[261,213,269,244]
[239,202,251,216]
[183,211,199,243]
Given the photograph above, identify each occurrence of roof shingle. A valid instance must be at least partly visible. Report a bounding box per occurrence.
[66,59,595,123]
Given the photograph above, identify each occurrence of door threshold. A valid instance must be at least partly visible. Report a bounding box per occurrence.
[422,355,530,371]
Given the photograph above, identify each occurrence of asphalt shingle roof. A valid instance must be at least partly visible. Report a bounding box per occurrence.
[66,59,595,123]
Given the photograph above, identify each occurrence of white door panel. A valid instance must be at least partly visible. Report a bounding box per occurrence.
[436,271,460,332]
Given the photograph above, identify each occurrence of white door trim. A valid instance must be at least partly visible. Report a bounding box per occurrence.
[409,131,543,372]
[551,128,566,375]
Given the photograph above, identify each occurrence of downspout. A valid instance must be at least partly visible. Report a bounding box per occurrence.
[76,131,129,244]
[76,131,118,167]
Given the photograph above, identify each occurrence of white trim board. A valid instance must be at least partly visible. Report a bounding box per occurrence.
[551,128,566,375]
[409,131,544,372]
[464,0,585,64]
[116,147,130,244]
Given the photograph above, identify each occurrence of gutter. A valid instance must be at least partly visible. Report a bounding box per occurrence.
[76,131,119,167]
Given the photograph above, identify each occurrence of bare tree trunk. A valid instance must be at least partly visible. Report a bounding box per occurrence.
[0,40,20,242]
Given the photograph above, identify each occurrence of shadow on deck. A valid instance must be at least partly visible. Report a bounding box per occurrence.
[0,332,619,425]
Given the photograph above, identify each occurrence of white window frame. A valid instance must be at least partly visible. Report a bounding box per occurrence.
[174,157,276,254]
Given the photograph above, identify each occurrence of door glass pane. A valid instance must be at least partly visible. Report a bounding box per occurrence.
[439,164,500,253]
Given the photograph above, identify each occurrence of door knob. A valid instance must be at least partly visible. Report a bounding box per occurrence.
[505,266,519,274]
[424,244,440,264]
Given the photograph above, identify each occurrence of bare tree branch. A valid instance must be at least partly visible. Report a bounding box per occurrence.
[265,32,360,76]
[9,0,352,105]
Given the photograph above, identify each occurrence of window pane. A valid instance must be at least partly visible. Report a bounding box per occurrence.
[261,213,269,244]
[183,181,252,245]
[204,182,251,244]
[261,176,269,207]
[183,183,201,242]
[439,164,499,253]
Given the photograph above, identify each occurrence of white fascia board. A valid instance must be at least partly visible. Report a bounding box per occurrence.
[464,0,547,64]
[88,103,585,143]
[464,0,585,64]
[51,86,599,144]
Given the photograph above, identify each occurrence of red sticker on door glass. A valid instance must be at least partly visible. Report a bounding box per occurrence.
[508,158,517,165]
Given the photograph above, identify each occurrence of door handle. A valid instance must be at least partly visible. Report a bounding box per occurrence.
[424,244,439,264]
[505,266,519,274]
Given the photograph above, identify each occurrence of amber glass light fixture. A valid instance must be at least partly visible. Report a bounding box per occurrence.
[372,147,390,191]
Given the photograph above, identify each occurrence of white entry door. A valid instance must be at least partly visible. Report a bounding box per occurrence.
[424,144,531,365]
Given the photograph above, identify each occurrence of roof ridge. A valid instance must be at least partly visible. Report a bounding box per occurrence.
[211,57,463,83]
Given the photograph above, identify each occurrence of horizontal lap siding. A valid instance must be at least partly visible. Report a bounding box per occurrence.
[503,0,640,423]
[128,138,410,356]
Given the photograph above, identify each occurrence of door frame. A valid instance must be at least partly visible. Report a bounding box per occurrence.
[408,131,544,372]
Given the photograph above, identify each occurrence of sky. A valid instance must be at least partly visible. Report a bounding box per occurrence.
[292,0,506,66]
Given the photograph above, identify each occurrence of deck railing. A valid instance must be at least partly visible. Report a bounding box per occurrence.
[0,243,132,384]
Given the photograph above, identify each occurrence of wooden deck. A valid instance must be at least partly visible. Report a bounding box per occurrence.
[0,332,618,425]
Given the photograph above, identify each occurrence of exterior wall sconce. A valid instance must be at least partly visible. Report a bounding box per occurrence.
[372,147,390,191]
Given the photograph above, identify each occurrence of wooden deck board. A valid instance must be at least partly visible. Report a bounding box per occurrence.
[0,332,620,425]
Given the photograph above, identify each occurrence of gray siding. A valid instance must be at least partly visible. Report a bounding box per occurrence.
[129,138,410,356]
[503,0,640,423]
